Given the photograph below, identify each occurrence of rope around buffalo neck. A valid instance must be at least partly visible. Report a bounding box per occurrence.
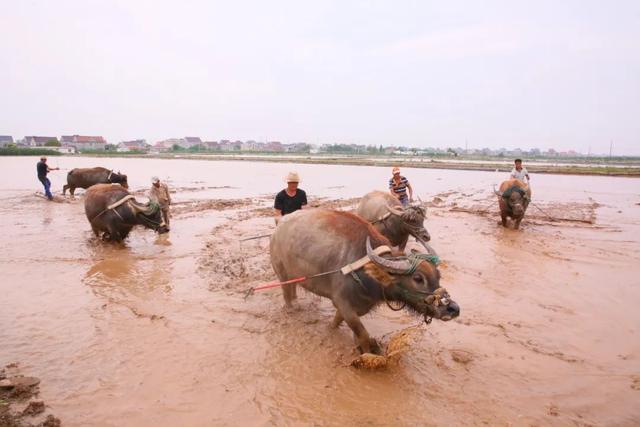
[402,253,440,275]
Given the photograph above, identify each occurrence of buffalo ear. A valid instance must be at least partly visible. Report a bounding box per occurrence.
[363,263,394,287]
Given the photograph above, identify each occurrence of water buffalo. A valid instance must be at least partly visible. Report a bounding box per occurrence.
[269,209,459,354]
[84,184,168,241]
[495,178,531,229]
[356,191,430,250]
[63,167,128,196]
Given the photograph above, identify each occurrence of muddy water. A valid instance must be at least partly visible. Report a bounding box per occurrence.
[1,156,640,426]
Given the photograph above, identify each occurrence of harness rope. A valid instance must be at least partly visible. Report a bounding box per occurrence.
[402,253,441,274]
[89,196,162,229]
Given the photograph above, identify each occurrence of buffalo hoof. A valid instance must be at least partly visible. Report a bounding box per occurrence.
[358,338,382,355]
[283,302,302,313]
[351,353,388,369]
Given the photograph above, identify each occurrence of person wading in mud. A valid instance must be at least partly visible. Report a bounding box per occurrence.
[510,158,530,183]
[274,171,307,224]
[36,156,59,200]
[389,166,413,208]
[149,176,172,230]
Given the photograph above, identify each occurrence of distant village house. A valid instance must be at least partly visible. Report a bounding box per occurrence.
[117,139,149,152]
[23,136,59,147]
[0,135,14,148]
[182,137,203,149]
[154,138,184,152]
[61,135,107,152]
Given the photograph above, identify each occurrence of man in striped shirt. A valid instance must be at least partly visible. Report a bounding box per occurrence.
[388,167,413,207]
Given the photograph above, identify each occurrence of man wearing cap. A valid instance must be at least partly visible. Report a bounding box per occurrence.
[389,167,413,207]
[274,171,307,224]
[149,176,171,230]
[36,156,59,200]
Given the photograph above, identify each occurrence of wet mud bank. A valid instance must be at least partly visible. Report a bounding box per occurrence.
[1,158,640,426]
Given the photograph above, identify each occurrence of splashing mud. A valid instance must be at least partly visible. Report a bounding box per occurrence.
[1,157,640,426]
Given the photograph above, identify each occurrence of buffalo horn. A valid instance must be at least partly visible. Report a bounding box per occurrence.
[421,242,438,257]
[366,236,412,274]
[385,204,405,217]
[129,199,155,216]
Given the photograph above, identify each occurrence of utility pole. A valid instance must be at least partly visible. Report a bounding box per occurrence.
[609,140,613,159]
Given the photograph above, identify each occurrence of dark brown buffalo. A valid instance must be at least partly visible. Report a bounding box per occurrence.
[495,178,531,229]
[356,191,430,250]
[270,208,459,354]
[84,184,168,241]
[63,167,128,196]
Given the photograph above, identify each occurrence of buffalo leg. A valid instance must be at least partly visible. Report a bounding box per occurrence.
[501,213,507,227]
[330,310,344,329]
[70,187,76,197]
[62,184,68,195]
[271,260,297,308]
[514,218,522,229]
[282,283,297,307]
[106,225,121,242]
[340,307,374,354]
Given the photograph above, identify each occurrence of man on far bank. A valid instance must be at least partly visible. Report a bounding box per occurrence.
[510,158,530,183]
[36,156,59,200]
[274,172,307,224]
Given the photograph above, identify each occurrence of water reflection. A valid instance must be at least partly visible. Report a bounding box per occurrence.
[83,242,175,302]
[42,202,54,225]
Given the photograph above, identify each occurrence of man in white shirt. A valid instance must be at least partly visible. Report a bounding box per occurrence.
[510,159,530,182]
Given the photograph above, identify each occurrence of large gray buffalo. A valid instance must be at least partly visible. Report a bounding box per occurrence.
[84,184,168,241]
[495,178,531,229]
[356,191,430,250]
[63,167,128,196]
[270,209,459,354]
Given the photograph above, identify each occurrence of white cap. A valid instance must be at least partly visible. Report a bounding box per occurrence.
[151,176,160,183]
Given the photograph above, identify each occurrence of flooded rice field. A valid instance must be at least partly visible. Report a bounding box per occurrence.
[1,156,640,426]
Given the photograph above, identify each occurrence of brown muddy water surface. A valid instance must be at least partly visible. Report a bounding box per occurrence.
[1,156,640,426]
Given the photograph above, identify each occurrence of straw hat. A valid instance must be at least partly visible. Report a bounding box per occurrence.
[285,171,300,183]
[392,167,400,175]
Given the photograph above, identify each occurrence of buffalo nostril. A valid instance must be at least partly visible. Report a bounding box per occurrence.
[446,302,460,316]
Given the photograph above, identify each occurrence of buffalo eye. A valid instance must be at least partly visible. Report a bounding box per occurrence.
[412,274,424,284]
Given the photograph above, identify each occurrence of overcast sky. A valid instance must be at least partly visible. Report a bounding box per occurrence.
[2,0,639,154]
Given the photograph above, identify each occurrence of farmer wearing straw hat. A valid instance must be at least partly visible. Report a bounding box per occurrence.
[389,166,413,207]
[149,176,172,230]
[274,171,307,224]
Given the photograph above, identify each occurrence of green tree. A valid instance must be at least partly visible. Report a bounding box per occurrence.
[45,139,61,147]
